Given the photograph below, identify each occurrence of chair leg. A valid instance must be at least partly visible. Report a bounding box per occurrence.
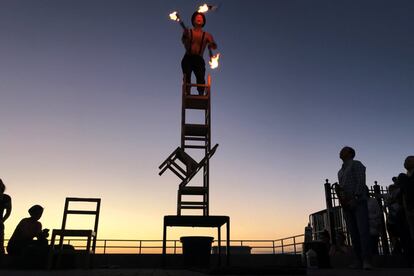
[177,190,181,216]
[47,233,57,269]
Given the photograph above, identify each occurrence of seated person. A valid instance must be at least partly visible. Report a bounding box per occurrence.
[7,205,49,263]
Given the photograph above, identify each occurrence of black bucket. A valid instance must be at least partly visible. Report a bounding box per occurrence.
[180,236,214,267]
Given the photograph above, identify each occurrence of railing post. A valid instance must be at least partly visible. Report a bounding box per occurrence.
[281,239,284,254]
[272,241,275,254]
[374,181,390,255]
[293,237,297,254]
[174,240,176,254]
[324,179,336,245]
[139,240,142,254]
[103,240,107,254]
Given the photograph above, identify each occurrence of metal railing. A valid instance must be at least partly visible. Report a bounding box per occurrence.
[314,179,392,255]
[3,234,304,255]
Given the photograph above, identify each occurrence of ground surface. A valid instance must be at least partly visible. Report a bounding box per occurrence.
[0,268,414,276]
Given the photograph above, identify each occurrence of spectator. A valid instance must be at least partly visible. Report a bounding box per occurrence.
[337,146,372,269]
[384,181,404,254]
[399,156,414,249]
[367,193,382,255]
[0,179,12,259]
[7,205,49,268]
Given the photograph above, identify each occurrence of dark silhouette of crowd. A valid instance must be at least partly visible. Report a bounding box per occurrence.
[384,157,414,258]
[304,149,414,270]
[328,148,414,269]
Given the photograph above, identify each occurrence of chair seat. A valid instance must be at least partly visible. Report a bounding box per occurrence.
[52,229,96,237]
[179,186,208,195]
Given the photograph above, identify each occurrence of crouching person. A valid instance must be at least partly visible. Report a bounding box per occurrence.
[7,205,49,268]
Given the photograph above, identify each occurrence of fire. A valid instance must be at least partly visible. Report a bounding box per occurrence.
[169,11,180,21]
[209,53,220,69]
[198,4,209,13]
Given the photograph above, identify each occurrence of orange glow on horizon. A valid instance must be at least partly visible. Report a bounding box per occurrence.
[1,171,315,252]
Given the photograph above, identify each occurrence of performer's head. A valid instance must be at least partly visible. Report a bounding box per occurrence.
[191,12,206,27]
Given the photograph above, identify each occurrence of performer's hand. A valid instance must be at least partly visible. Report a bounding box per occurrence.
[208,42,217,50]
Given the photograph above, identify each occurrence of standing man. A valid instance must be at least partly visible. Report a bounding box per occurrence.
[0,179,12,258]
[181,12,217,95]
[399,156,414,246]
[337,147,372,269]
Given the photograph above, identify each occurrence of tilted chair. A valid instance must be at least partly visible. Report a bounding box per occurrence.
[159,144,218,188]
[159,144,218,214]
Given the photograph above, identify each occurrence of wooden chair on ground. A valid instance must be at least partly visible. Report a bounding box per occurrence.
[49,197,101,269]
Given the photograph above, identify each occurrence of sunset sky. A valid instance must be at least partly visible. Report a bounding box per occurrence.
[1,0,413,243]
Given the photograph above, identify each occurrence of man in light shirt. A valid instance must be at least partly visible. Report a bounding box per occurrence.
[337,146,372,269]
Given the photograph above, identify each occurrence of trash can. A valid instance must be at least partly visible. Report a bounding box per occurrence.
[180,236,214,267]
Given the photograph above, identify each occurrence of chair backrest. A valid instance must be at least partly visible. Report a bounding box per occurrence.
[176,148,198,173]
[61,197,101,236]
[179,144,219,188]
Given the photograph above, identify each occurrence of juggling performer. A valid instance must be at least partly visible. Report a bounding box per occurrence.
[169,5,219,95]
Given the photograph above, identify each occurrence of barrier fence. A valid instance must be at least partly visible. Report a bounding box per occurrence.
[2,234,304,255]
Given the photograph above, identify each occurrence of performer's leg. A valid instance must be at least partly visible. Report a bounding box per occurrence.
[193,56,206,95]
[181,55,192,95]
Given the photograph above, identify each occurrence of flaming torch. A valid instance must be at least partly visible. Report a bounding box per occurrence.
[169,11,187,29]
[198,4,220,69]
[209,53,220,69]
[197,4,218,13]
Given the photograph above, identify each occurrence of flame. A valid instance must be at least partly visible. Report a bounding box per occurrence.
[169,11,180,21]
[209,53,220,69]
[198,4,209,13]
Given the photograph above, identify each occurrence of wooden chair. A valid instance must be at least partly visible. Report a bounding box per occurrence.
[159,144,218,188]
[159,144,218,215]
[49,197,101,268]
